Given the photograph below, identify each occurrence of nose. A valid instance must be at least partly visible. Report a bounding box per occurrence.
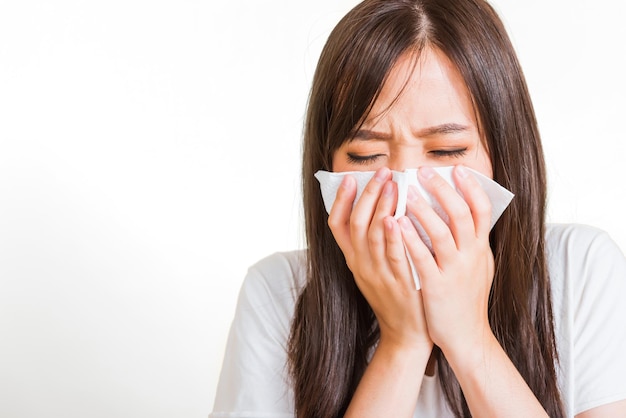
[386,145,427,172]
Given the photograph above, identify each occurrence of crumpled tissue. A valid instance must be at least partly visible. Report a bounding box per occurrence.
[314,167,514,288]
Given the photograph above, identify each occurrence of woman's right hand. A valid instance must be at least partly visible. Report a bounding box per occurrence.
[327,167,432,352]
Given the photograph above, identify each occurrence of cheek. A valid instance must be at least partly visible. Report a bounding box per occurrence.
[464,147,493,179]
[477,154,493,179]
[330,152,343,172]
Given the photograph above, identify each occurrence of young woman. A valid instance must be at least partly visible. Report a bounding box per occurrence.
[210,0,626,417]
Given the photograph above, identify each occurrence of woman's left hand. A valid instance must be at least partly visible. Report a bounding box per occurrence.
[398,165,495,357]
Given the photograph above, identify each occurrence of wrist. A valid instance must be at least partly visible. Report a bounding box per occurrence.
[375,337,433,367]
[442,328,499,375]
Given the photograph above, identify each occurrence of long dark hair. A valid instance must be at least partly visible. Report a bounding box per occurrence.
[288,0,565,417]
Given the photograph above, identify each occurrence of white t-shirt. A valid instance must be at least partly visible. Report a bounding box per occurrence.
[210,224,626,417]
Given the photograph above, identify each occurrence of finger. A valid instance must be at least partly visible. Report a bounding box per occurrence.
[405,184,457,262]
[368,181,398,266]
[349,167,391,254]
[383,216,414,288]
[373,180,399,223]
[327,174,357,257]
[418,166,475,249]
[398,215,439,286]
[452,165,492,240]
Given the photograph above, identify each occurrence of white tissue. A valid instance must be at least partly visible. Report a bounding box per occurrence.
[314,167,514,289]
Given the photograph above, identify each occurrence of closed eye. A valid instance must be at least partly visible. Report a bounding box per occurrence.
[429,148,468,158]
[346,153,385,165]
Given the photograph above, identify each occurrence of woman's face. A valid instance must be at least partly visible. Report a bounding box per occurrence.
[332,47,493,178]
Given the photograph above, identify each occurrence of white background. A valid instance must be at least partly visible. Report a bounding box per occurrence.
[0,1,624,417]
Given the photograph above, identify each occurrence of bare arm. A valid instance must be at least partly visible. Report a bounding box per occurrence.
[444,330,548,417]
[345,341,432,418]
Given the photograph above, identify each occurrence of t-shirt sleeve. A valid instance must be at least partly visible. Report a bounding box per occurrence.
[210,253,301,418]
[568,227,626,414]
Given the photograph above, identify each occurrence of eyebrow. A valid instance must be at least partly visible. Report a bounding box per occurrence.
[352,123,471,141]
[417,123,471,137]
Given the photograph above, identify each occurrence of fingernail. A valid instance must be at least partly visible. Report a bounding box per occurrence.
[407,185,419,201]
[419,166,435,180]
[456,165,469,178]
[399,216,412,230]
[340,174,353,189]
[375,167,390,182]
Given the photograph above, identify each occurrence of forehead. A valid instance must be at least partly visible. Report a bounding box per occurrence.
[363,47,477,130]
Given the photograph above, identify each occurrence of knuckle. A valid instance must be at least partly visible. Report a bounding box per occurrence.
[387,251,405,266]
[424,176,449,194]
[408,244,431,264]
[327,213,342,230]
[428,225,449,242]
[361,184,380,200]
[474,199,492,218]
[430,175,447,188]
[351,214,369,231]
[448,201,471,221]
[368,230,383,250]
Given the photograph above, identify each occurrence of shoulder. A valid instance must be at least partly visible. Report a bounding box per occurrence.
[211,251,307,416]
[247,250,308,287]
[545,222,622,254]
[546,222,625,310]
[546,224,626,415]
[545,223,625,287]
[240,250,308,312]
[232,250,309,347]
[232,250,308,342]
